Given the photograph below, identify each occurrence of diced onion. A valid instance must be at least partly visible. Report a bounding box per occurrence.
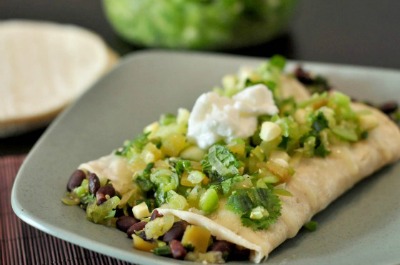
[260,121,282,142]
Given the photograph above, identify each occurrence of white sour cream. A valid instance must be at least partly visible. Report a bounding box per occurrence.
[187,84,278,149]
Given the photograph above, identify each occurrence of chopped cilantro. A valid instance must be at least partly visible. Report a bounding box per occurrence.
[314,139,330,157]
[220,175,245,194]
[115,132,149,157]
[159,113,177,126]
[201,144,240,184]
[268,54,286,71]
[135,162,154,192]
[153,245,172,256]
[311,112,329,133]
[278,97,297,116]
[299,111,331,157]
[172,159,192,175]
[227,187,281,230]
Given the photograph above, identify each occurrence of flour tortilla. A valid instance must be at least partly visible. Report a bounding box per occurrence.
[158,103,400,263]
[0,20,118,137]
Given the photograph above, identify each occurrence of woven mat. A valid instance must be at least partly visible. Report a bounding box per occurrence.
[0,155,133,265]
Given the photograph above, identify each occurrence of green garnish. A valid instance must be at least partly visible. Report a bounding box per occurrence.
[115,132,149,157]
[135,162,155,192]
[227,187,281,230]
[153,245,172,256]
[64,179,95,206]
[304,220,318,231]
[311,112,329,133]
[201,144,241,184]
[199,188,219,214]
[159,113,177,126]
[267,54,286,72]
[172,159,192,175]
[86,196,120,224]
[307,112,331,157]
[150,168,179,205]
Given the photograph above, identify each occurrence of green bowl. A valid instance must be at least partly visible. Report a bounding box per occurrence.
[102,0,297,50]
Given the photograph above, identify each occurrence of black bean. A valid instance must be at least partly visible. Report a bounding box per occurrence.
[127,221,147,237]
[96,195,106,205]
[96,184,115,205]
[229,246,250,261]
[379,101,398,114]
[88,173,100,195]
[116,216,138,233]
[150,209,163,220]
[210,240,232,253]
[169,240,187,259]
[162,221,188,242]
[67,170,86,191]
[210,240,232,259]
[114,207,126,217]
[294,66,313,85]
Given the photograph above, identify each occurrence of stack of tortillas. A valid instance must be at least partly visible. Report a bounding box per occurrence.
[0,20,119,137]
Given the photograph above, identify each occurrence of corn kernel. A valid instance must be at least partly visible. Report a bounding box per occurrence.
[161,133,186,157]
[132,202,151,219]
[132,234,157,252]
[181,225,211,253]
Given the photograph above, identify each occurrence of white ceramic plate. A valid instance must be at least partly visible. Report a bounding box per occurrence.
[12,50,400,265]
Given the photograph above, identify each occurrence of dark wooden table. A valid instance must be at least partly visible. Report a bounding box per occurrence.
[1,0,400,155]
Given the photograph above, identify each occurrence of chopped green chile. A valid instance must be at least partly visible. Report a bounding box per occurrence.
[86,196,120,224]
[199,188,219,214]
[61,192,80,206]
[153,245,172,256]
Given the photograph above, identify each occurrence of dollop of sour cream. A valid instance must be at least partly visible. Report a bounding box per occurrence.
[187,84,279,149]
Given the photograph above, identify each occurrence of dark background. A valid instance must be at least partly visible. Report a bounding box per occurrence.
[1,0,400,155]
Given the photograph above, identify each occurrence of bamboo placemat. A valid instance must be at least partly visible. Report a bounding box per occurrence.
[0,155,134,265]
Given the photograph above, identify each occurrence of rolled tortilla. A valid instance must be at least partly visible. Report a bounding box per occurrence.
[159,103,400,263]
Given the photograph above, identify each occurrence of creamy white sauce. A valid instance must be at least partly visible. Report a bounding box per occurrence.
[187,84,278,149]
